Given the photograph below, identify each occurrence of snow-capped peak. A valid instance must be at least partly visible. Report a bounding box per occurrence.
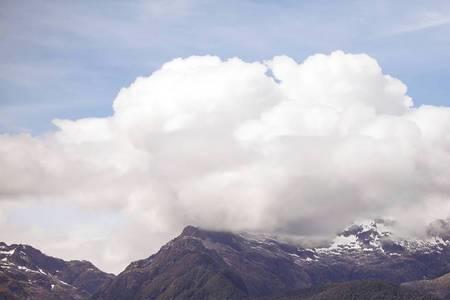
[318,219,405,255]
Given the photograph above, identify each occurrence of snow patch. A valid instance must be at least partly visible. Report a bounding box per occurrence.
[0,248,16,255]
[17,266,40,274]
[329,234,360,249]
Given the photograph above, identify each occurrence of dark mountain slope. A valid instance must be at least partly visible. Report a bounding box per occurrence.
[94,223,450,300]
[93,226,313,300]
[403,272,450,299]
[270,281,438,300]
[5,220,450,300]
[0,242,113,300]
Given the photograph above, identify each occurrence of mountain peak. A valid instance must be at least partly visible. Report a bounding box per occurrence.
[181,225,203,237]
[320,219,408,255]
[0,241,113,299]
[94,222,450,300]
[339,220,392,243]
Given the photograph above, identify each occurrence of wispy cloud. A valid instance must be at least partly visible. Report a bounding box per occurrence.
[387,12,450,35]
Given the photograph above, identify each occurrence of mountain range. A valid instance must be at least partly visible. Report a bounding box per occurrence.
[2,220,450,299]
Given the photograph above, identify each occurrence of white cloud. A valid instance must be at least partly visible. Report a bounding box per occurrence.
[1,51,450,273]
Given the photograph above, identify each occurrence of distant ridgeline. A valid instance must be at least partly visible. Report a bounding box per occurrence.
[3,220,450,299]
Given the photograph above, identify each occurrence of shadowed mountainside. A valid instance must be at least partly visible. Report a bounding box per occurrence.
[0,242,113,300]
[4,222,450,299]
[93,224,450,300]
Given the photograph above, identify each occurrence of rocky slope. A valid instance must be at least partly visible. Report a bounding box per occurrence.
[4,220,450,300]
[403,272,450,299]
[267,280,439,300]
[0,242,113,300]
[93,221,450,300]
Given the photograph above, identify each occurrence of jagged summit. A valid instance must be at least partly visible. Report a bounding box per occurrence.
[339,219,393,240]
[0,242,113,300]
[4,220,450,300]
[177,221,450,257]
[93,221,450,300]
[324,219,401,253]
[181,224,201,236]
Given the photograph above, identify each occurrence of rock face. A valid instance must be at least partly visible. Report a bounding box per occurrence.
[94,222,450,300]
[94,225,320,300]
[0,242,113,300]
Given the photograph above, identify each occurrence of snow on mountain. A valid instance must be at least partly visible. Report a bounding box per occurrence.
[5,218,450,299]
[0,242,113,299]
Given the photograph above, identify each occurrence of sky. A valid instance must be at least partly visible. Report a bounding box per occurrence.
[2,0,450,133]
[1,0,450,274]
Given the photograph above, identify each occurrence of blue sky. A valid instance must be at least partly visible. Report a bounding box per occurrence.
[1,0,450,134]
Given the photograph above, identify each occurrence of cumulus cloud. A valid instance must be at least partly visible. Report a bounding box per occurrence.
[1,51,450,273]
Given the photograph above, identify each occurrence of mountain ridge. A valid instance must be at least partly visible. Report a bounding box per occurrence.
[0,242,113,299]
[4,221,450,299]
[93,223,450,299]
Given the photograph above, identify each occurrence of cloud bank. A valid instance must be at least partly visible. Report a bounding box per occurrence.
[1,51,450,272]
